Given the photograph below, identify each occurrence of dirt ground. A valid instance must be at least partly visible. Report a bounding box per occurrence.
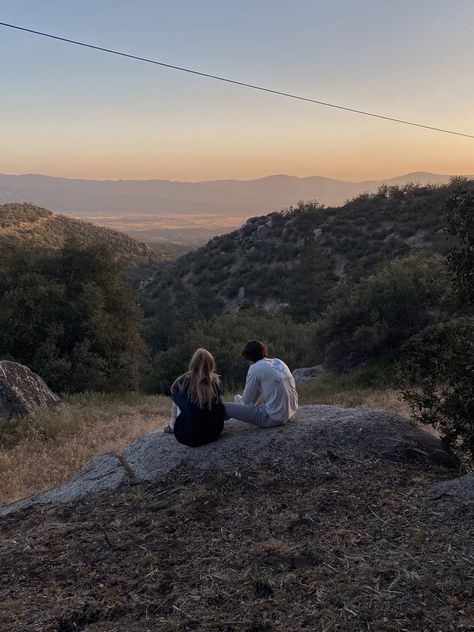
[0,453,473,632]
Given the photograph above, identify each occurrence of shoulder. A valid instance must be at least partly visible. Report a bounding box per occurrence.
[171,375,189,394]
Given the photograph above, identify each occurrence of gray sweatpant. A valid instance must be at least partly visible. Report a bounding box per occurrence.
[224,402,286,428]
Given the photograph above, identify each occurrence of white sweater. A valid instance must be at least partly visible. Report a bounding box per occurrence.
[239,357,298,422]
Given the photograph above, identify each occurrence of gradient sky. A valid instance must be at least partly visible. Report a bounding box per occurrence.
[0,0,473,181]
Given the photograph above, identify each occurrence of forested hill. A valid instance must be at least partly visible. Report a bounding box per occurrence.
[0,203,168,281]
[141,182,456,319]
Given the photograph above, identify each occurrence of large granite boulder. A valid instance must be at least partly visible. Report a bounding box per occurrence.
[123,405,455,482]
[0,405,457,517]
[0,361,64,419]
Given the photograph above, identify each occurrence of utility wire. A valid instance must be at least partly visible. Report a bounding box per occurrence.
[430,0,474,37]
[0,20,473,140]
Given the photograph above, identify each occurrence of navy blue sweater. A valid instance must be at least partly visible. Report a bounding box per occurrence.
[171,378,225,447]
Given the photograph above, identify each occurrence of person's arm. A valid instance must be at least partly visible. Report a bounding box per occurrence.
[241,369,261,405]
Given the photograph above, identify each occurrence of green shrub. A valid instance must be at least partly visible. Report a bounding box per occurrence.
[399,318,474,465]
[314,253,453,372]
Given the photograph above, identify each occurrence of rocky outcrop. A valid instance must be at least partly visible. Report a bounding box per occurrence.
[0,361,64,419]
[0,453,129,516]
[292,365,325,383]
[0,405,456,517]
[426,472,474,505]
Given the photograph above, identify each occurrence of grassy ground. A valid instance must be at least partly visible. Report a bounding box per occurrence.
[0,392,170,505]
[0,377,411,506]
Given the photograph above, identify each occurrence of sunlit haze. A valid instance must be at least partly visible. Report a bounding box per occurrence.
[0,0,473,181]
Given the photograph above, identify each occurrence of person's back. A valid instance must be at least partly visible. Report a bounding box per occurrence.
[171,376,224,447]
[245,357,298,423]
[225,340,298,428]
[167,348,225,447]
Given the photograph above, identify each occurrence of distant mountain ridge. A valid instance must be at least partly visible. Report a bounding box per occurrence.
[0,171,458,216]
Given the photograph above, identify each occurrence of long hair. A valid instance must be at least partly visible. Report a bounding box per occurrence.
[173,348,221,410]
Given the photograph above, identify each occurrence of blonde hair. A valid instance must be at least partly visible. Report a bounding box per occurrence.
[173,348,221,410]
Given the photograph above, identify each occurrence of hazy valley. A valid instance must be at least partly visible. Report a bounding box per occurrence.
[0,171,458,249]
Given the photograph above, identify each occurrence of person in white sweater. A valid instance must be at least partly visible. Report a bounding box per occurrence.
[224,340,298,427]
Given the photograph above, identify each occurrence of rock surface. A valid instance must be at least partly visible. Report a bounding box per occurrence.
[292,365,325,383]
[426,472,474,504]
[0,361,64,419]
[0,453,129,516]
[0,405,456,517]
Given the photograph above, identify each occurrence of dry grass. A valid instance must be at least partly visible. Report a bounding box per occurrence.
[0,392,170,505]
[298,385,411,418]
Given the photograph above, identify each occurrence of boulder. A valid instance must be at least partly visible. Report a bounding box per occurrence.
[124,405,455,482]
[239,221,255,239]
[0,361,64,419]
[426,472,474,505]
[0,405,456,517]
[0,452,130,516]
[255,224,269,241]
[292,365,325,383]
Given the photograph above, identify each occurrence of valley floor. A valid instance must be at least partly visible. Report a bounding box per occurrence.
[0,452,472,631]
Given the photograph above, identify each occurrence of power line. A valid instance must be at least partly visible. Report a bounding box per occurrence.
[0,20,473,140]
[429,0,474,37]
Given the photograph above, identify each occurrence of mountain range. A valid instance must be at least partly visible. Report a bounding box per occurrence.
[0,172,457,216]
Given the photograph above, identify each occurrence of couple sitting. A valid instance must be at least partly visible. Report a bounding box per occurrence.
[164,340,298,447]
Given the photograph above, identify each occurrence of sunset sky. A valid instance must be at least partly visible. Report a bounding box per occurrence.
[0,0,473,181]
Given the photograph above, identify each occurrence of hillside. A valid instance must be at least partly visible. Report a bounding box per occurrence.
[0,203,168,281]
[142,182,456,316]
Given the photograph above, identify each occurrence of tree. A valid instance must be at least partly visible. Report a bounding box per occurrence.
[288,237,334,322]
[399,178,474,465]
[0,239,145,392]
[445,177,474,303]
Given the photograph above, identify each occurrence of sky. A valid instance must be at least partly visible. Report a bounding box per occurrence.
[0,0,473,181]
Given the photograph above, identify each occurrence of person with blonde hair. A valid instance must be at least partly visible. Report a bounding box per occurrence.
[164,348,225,447]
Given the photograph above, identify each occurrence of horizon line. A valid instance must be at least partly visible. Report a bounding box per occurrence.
[1,170,469,186]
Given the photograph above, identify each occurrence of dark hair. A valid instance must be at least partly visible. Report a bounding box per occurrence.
[242,340,268,362]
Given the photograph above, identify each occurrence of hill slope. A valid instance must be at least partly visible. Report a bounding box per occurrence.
[142,182,457,316]
[0,203,168,281]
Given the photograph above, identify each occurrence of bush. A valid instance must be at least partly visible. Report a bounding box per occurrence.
[399,318,474,465]
[445,177,474,303]
[399,179,474,466]
[314,253,454,372]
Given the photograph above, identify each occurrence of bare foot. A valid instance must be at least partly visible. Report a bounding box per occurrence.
[163,424,174,434]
